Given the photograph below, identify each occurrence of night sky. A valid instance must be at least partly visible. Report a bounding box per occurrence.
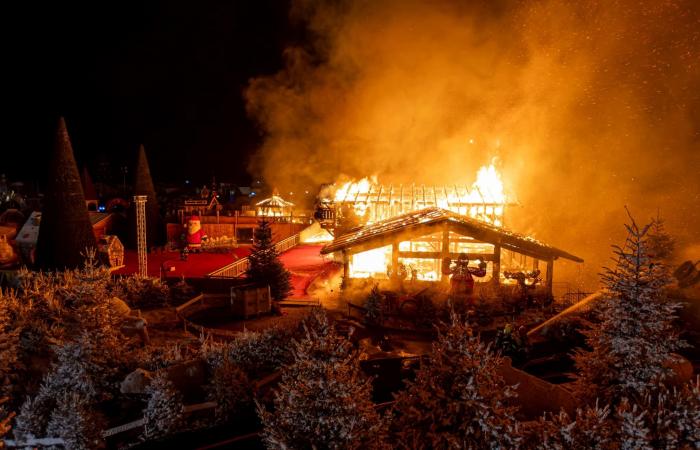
[4,0,294,188]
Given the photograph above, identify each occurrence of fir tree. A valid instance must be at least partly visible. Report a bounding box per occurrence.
[246,219,292,301]
[130,144,162,248]
[13,395,51,442]
[574,211,685,404]
[142,371,184,441]
[45,392,105,450]
[391,313,521,449]
[258,309,386,449]
[646,212,675,262]
[364,285,383,325]
[618,377,700,449]
[36,117,96,269]
[523,403,616,450]
[205,360,251,423]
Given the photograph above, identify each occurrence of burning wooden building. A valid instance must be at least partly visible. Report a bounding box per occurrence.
[320,207,582,297]
[315,165,515,233]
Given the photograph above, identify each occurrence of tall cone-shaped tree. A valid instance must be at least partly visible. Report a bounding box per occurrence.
[130,144,161,248]
[574,211,685,405]
[36,117,96,269]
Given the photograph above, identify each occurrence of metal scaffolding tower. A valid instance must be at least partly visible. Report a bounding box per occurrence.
[134,195,148,278]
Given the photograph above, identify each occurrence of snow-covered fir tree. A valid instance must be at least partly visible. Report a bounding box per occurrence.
[45,392,104,450]
[617,399,652,450]
[142,371,184,441]
[523,402,615,450]
[205,360,251,423]
[257,309,386,449]
[391,312,521,449]
[13,395,51,443]
[617,377,700,449]
[574,212,685,404]
[199,325,295,378]
[246,219,292,301]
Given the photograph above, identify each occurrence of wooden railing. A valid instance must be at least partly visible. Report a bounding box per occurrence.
[208,233,300,279]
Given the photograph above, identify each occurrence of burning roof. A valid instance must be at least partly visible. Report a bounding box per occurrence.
[321,207,583,263]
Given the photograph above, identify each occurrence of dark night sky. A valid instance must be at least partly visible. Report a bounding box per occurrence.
[3,1,294,188]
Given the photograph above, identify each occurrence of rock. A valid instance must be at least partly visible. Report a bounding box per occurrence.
[108,297,131,317]
[120,368,153,394]
[497,357,577,419]
[120,359,210,398]
[664,353,693,386]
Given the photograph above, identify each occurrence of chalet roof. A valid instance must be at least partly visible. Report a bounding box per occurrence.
[321,207,583,262]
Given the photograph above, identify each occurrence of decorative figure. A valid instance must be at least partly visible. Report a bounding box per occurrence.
[446,253,487,305]
[183,215,207,253]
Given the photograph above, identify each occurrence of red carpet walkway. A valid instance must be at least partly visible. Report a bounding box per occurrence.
[279,244,340,299]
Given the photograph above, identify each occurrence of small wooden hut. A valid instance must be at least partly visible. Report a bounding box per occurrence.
[98,235,124,267]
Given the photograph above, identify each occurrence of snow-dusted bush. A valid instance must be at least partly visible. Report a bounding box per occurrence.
[205,360,251,423]
[391,313,521,449]
[574,213,685,404]
[134,343,188,372]
[226,327,295,377]
[112,275,170,309]
[12,395,50,443]
[142,371,184,441]
[523,402,615,450]
[524,378,700,449]
[258,309,386,449]
[617,377,700,449]
[45,392,105,450]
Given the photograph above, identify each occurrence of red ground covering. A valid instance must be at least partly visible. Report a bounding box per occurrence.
[115,244,338,299]
[279,245,340,299]
[114,248,251,279]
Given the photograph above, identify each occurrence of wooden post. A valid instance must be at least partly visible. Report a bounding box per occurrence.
[546,259,554,297]
[493,244,501,286]
[391,242,400,279]
[440,225,450,281]
[342,250,350,281]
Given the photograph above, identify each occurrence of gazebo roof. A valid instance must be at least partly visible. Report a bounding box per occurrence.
[256,194,294,208]
[321,207,583,262]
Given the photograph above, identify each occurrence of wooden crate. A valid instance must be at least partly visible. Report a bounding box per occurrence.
[230,285,271,318]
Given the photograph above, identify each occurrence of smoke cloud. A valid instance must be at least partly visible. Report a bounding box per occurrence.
[245,0,700,288]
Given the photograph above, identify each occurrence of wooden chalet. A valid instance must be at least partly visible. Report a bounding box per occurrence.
[320,207,582,297]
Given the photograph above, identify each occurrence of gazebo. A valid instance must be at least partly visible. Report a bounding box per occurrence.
[256,191,294,218]
[320,207,582,297]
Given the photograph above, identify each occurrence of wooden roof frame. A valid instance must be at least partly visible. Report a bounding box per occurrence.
[321,207,583,263]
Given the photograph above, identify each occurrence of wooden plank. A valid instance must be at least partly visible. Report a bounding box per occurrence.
[398,251,496,261]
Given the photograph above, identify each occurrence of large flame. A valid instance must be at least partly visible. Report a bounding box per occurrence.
[331,163,508,225]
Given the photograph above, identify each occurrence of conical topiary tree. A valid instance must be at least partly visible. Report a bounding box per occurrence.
[130,144,162,248]
[257,309,386,449]
[246,219,292,301]
[391,313,522,448]
[36,117,96,270]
